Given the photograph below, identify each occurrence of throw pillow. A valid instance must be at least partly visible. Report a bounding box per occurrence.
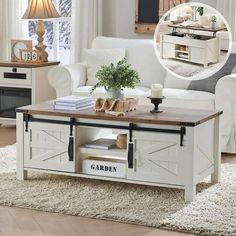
[84,48,126,86]
[164,72,191,89]
[188,53,236,93]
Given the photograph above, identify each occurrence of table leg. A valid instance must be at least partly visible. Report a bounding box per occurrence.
[16,112,28,180]
[184,127,197,202]
[211,116,221,183]
[185,184,196,202]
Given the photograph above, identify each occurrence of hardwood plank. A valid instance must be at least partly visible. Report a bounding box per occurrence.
[0,207,194,236]
[0,125,16,146]
[17,101,222,127]
[0,207,23,236]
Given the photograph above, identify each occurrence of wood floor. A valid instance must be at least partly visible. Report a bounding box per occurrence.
[0,126,235,236]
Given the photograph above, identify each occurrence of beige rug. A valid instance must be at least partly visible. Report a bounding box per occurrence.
[0,145,236,236]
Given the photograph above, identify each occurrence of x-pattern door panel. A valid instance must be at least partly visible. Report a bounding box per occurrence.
[24,122,76,172]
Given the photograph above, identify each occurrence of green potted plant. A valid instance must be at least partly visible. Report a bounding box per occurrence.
[90,58,140,100]
[197,7,204,16]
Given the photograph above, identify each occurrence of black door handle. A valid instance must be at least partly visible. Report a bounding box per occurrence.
[68,137,74,162]
[128,142,133,168]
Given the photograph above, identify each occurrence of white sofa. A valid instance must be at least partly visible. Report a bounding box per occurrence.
[48,37,236,153]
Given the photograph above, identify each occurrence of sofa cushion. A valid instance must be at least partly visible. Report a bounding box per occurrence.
[84,48,126,86]
[73,86,215,111]
[143,88,215,110]
[162,88,216,110]
[188,53,236,93]
[91,37,166,87]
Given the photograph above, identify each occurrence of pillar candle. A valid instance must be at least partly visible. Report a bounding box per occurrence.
[151,84,163,98]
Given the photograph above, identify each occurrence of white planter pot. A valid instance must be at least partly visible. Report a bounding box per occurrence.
[107,88,124,100]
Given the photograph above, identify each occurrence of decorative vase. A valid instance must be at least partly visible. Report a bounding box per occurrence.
[211,21,216,29]
[107,88,124,100]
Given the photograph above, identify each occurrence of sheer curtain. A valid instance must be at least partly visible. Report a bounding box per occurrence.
[217,0,236,41]
[70,0,103,63]
[0,0,28,60]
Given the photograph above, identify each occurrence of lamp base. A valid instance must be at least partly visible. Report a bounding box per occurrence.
[36,20,48,62]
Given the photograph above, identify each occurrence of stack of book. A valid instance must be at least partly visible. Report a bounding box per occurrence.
[54,96,94,111]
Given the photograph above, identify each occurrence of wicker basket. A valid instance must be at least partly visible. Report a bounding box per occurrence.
[95,98,138,112]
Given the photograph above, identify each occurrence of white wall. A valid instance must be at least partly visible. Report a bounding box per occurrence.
[103,0,217,39]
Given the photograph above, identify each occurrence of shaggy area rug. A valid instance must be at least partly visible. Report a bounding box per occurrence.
[0,144,16,173]
[0,145,236,236]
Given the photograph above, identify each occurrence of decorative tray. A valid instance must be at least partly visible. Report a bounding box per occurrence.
[95,98,138,112]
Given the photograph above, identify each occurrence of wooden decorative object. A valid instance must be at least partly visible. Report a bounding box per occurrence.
[20,49,41,63]
[11,40,33,62]
[135,0,189,34]
[116,134,127,149]
[95,98,138,113]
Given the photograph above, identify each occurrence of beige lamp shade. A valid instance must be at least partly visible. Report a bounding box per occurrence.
[22,0,60,19]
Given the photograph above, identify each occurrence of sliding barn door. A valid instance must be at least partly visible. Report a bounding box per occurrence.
[159,0,189,19]
[135,0,189,34]
[24,122,77,172]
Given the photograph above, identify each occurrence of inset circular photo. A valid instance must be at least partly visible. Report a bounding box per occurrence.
[154,3,232,80]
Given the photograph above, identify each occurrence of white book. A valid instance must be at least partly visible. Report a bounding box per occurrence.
[55,101,94,107]
[85,139,117,150]
[54,104,94,111]
[55,96,93,105]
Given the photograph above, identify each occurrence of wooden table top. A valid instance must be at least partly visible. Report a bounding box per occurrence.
[0,61,60,68]
[168,24,227,33]
[16,101,222,127]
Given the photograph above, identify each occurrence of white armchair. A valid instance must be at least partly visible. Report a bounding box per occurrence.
[48,63,87,98]
[48,37,236,153]
[215,75,236,153]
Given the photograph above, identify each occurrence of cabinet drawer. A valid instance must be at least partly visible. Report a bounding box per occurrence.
[0,67,32,85]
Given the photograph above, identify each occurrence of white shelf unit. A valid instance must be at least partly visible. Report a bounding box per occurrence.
[0,62,59,124]
[160,34,220,68]
[17,112,221,202]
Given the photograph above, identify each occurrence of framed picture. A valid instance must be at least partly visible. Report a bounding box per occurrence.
[20,49,40,63]
[11,40,33,62]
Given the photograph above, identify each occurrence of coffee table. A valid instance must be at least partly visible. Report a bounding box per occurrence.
[16,101,222,202]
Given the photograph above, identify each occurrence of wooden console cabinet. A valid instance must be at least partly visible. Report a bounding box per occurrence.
[16,102,222,202]
[0,61,59,124]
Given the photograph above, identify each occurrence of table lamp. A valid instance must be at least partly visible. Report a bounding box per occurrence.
[22,0,60,62]
[183,5,193,21]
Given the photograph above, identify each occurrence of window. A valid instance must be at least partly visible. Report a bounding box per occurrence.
[28,0,72,65]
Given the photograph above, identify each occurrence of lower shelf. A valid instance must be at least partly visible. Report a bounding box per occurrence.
[24,167,185,189]
[78,147,127,159]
